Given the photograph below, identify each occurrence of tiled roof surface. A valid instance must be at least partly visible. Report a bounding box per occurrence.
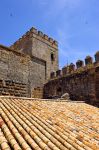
[0,97,99,150]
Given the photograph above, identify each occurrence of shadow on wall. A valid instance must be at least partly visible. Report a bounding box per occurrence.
[57,87,62,97]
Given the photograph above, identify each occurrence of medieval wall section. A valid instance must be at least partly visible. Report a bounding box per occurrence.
[0,45,46,97]
[95,66,99,101]
[0,45,29,82]
[44,52,99,106]
[10,27,59,80]
[0,79,27,97]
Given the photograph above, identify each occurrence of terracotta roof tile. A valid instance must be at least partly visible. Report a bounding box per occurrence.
[0,97,99,150]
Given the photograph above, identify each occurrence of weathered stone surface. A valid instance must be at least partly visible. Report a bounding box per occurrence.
[61,93,70,100]
[69,63,75,73]
[0,26,99,107]
[62,66,68,75]
[10,27,59,80]
[44,61,99,106]
[0,45,47,97]
[85,56,93,65]
[76,60,84,68]
[50,72,55,79]
[32,87,43,98]
[95,51,99,62]
[0,79,27,97]
[56,70,61,77]
[0,25,59,97]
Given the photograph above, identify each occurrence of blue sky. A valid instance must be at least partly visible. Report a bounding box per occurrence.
[0,0,99,68]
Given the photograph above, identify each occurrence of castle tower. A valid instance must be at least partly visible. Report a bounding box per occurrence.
[10,27,59,86]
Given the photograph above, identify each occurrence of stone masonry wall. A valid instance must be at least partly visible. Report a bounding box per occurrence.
[95,66,99,100]
[0,45,46,97]
[10,27,59,80]
[0,79,27,97]
[44,52,99,106]
[32,87,43,99]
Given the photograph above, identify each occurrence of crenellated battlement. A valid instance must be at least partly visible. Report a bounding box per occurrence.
[50,51,99,79]
[10,27,58,49]
[44,51,99,105]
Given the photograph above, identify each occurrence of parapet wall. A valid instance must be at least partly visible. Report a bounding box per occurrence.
[50,51,99,79]
[44,51,99,106]
[10,27,58,50]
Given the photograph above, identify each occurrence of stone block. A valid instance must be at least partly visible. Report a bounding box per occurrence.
[38,31,43,37]
[76,60,84,68]
[49,38,54,43]
[50,72,55,79]
[53,40,58,46]
[56,70,61,77]
[43,34,48,40]
[69,63,75,73]
[95,51,99,63]
[85,56,93,65]
[62,67,67,76]
[30,27,38,34]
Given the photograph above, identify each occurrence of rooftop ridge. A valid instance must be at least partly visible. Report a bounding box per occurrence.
[0,97,99,149]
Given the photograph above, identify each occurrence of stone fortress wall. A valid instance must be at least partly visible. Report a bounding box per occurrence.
[0,26,99,106]
[44,52,99,106]
[0,44,45,97]
[0,27,59,97]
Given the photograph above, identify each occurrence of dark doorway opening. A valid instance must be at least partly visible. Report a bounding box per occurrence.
[57,87,62,96]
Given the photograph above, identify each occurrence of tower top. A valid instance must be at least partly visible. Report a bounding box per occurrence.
[10,27,58,50]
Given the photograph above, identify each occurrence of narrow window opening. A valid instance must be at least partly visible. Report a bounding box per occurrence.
[51,53,55,62]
